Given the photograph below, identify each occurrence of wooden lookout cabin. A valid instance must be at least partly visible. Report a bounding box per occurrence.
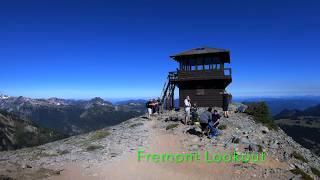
[160,47,232,109]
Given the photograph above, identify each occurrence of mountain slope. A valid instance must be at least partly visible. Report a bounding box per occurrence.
[0,110,66,151]
[0,96,145,135]
[274,104,320,156]
[0,103,319,179]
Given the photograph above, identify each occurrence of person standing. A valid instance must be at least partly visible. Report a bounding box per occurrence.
[190,103,198,122]
[156,97,162,114]
[146,99,153,118]
[184,96,191,124]
[151,99,158,114]
[222,91,231,118]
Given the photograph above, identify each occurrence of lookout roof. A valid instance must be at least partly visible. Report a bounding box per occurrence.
[170,47,229,58]
[170,47,230,63]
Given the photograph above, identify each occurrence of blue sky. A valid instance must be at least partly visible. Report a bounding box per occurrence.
[0,0,319,99]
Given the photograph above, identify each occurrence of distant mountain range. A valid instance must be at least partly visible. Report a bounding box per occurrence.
[2,94,320,154]
[0,95,146,136]
[0,110,65,151]
[274,104,320,119]
[114,99,147,105]
[236,96,320,115]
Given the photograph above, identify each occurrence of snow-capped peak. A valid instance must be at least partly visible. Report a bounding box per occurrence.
[0,94,9,99]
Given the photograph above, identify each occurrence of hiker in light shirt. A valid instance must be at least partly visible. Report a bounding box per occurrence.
[184,96,191,124]
[146,99,153,118]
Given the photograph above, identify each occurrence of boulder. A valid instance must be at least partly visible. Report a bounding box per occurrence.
[189,144,199,151]
[240,137,250,144]
[260,126,269,134]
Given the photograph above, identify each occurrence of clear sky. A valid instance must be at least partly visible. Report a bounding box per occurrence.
[0,0,319,99]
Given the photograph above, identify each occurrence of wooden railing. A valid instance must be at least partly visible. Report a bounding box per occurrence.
[224,68,232,76]
[177,68,231,81]
[168,71,178,82]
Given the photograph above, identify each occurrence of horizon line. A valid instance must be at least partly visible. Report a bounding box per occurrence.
[2,93,320,102]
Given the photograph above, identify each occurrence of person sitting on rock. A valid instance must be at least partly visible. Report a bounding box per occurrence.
[212,110,221,128]
[200,108,222,138]
[207,122,221,138]
[199,107,213,132]
[207,110,222,138]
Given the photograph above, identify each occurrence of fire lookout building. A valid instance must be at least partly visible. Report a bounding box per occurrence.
[160,47,232,109]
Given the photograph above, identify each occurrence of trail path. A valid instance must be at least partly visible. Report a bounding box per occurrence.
[52,117,287,180]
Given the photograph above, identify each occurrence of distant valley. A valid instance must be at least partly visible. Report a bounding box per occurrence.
[0,95,146,137]
[274,104,320,156]
[0,110,65,151]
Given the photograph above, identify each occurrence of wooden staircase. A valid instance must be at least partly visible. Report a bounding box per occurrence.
[160,71,177,110]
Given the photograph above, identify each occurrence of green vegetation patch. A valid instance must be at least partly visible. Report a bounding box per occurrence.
[166,123,179,130]
[90,130,110,141]
[311,167,320,177]
[290,168,313,180]
[218,124,227,130]
[31,150,60,160]
[291,151,308,163]
[244,102,278,130]
[86,145,104,151]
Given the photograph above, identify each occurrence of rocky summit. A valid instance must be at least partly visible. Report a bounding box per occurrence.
[0,103,319,180]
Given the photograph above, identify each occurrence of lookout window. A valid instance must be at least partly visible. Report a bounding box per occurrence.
[196,89,205,96]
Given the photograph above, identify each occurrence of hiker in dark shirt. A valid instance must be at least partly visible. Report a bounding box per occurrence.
[190,103,198,123]
[199,108,222,138]
[208,110,222,138]
[211,110,221,128]
[151,99,158,114]
[222,91,232,118]
[156,97,162,114]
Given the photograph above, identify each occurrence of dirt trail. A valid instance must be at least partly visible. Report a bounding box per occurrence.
[52,119,287,180]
